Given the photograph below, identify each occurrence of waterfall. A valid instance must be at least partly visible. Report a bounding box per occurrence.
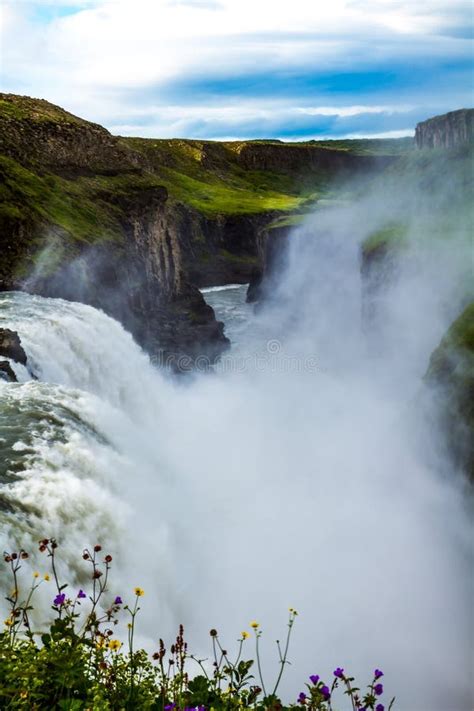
[0,202,472,709]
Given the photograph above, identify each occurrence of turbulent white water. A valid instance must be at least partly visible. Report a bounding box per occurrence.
[0,205,473,710]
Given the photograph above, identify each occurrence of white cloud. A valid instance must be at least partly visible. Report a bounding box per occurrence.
[0,0,472,138]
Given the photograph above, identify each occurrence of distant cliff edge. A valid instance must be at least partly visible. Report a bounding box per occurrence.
[415,109,474,149]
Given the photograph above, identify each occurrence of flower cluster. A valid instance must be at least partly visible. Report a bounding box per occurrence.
[1,539,395,710]
[297,667,392,711]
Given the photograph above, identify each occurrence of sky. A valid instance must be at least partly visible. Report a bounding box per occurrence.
[0,0,473,140]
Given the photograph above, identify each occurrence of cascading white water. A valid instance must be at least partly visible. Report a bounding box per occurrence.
[0,200,472,710]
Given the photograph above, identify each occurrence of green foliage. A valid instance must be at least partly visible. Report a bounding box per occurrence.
[1,541,395,711]
[121,137,320,216]
[0,155,122,243]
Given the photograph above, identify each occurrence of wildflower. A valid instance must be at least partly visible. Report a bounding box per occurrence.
[20,551,28,559]
[241,631,249,639]
[164,704,176,711]
[108,639,121,652]
[93,570,102,579]
[53,593,66,606]
[105,554,112,562]
[96,637,106,649]
[334,667,344,679]
[20,691,28,699]
[374,669,384,679]
[4,618,13,627]
[297,692,306,704]
[134,587,144,597]
[320,685,330,701]
[33,572,40,579]
[374,683,384,696]
[114,596,123,605]
[94,544,102,552]
[77,589,86,599]
[309,675,320,685]
[44,574,50,581]
[250,621,259,629]
[376,705,385,711]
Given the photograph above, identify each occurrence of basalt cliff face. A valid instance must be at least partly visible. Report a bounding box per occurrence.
[415,109,474,149]
[0,93,397,364]
[425,303,474,481]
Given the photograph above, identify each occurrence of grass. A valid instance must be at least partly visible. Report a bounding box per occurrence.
[120,137,325,216]
[0,155,123,243]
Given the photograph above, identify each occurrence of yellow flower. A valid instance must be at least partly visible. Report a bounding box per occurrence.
[33,572,40,579]
[108,639,122,652]
[134,587,144,597]
[44,574,50,581]
[4,618,13,627]
[250,621,259,629]
[96,637,106,649]
[241,631,249,640]
[20,691,28,699]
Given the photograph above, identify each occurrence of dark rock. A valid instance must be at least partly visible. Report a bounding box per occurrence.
[415,109,474,149]
[0,360,17,382]
[0,329,27,365]
[424,302,474,481]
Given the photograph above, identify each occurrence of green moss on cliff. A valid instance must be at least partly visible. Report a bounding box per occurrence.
[0,155,122,242]
[120,137,319,216]
[362,223,408,259]
[425,303,474,480]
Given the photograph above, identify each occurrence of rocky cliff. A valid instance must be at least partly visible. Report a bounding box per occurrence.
[415,109,474,149]
[425,303,474,481]
[0,93,402,365]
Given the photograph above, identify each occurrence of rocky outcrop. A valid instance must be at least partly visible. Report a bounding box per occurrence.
[424,303,474,481]
[0,361,17,382]
[0,94,140,176]
[232,141,392,175]
[415,109,474,149]
[246,222,293,303]
[0,328,27,365]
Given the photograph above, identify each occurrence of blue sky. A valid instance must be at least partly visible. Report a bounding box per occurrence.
[1,0,473,140]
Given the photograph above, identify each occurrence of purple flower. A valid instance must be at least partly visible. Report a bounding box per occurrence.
[374,683,384,696]
[309,674,320,685]
[320,685,330,701]
[376,705,385,711]
[297,692,307,704]
[53,593,66,606]
[374,669,384,679]
[164,705,176,711]
[114,596,123,605]
[77,589,86,599]
[333,667,344,679]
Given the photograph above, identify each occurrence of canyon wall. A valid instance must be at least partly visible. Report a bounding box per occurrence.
[415,109,474,149]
